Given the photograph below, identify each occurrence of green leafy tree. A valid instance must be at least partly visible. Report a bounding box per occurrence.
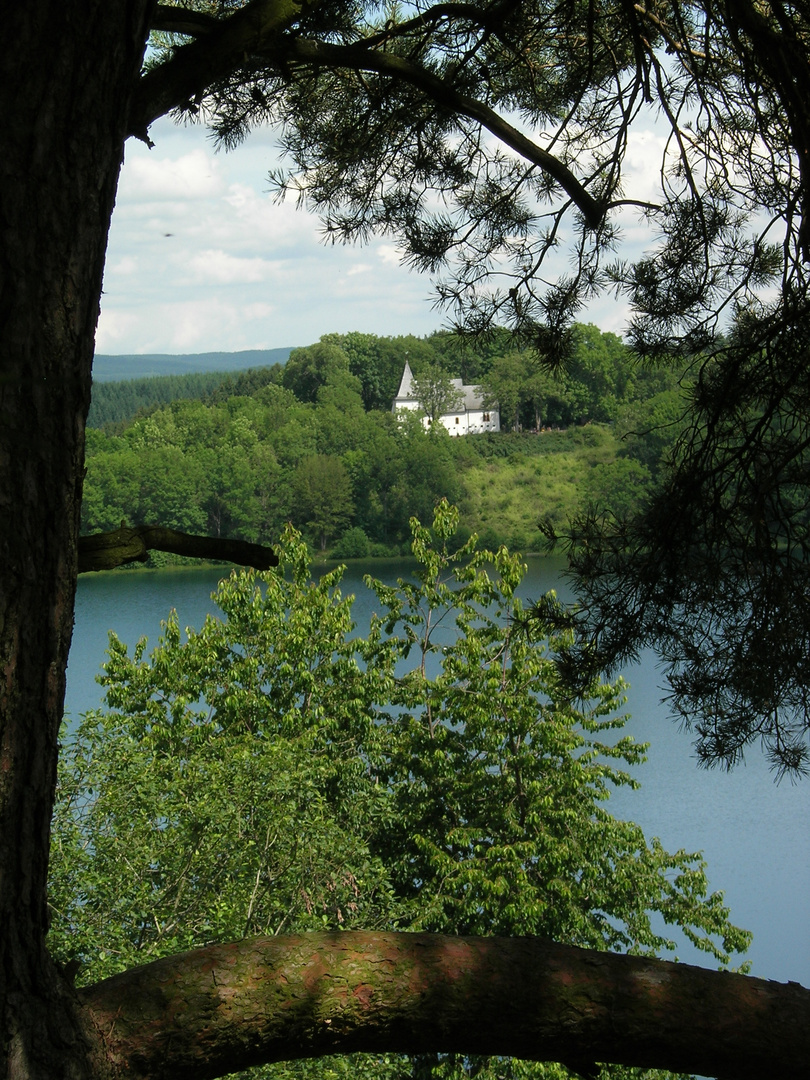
[51,538,399,982]
[116,442,210,537]
[480,352,535,432]
[385,416,461,539]
[290,454,355,550]
[314,369,365,413]
[411,363,465,433]
[282,342,353,404]
[481,353,573,432]
[80,433,142,535]
[330,525,371,559]
[260,398,320,470]
[319,332,433,412]
[560,325,635,425]
[204,433,281,543]
[480,327,634,431]
[519,368,561,430]
[429,326,517,384]
[50,503,750,1080]
[320,331,389,411]
[366,504,748,962]
[328,415,403,544]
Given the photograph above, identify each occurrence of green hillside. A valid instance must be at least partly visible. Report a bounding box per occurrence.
[82,327,687,563]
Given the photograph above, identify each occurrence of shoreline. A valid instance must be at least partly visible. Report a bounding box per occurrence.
[79,547,550,577]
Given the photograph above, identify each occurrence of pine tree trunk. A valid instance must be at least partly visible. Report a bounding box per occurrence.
[0,3,154,1077]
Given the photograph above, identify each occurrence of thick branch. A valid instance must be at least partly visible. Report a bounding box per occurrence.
[79,931,810,1080]
[78,526,278,572]
[283,39,605,229]
[151,4,219,38]
[129,0,315,138]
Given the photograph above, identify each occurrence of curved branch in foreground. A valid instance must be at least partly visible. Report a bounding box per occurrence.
[78,525,278,572]
[79,931,810,1080]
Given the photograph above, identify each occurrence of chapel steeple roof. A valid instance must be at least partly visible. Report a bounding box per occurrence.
[394,360,415,401]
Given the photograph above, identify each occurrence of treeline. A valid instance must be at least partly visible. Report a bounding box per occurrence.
[87,331,477,429]
[89,324,669,431]
[88,371,236,428]
[88,366,291,430]
[82,325,687,562]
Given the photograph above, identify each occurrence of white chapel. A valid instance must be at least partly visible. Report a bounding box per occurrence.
[391,362,500,436]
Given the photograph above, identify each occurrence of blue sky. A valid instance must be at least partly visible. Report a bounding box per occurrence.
[98,115,667,355]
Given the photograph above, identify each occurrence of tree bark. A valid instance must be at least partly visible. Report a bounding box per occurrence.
[0,3,156,1077]
[78,526,278,572]
[79,932,810,1080]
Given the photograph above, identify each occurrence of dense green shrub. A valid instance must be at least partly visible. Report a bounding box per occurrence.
[331,526,372,558]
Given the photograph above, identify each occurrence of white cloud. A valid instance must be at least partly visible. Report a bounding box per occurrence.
[215,182,322,250]
[378,244,405,266]
[242,302,276,321]
[622,129,669,203]
[100,118,444,353]
[119,147,225,201]
[100,297,276,354]
[109,255,139,276]
[94,310,142,352]
[185,249,277,285]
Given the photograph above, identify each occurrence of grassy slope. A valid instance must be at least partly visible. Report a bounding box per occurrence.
[456,427,620,552]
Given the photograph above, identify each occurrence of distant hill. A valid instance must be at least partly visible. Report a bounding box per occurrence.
[92,347,295,382]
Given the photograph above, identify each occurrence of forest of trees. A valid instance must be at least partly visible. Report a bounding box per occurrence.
[83,324,683,559]
[87,370,238,428]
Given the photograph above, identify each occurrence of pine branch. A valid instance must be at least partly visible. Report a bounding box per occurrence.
[281,38,605,229]
[129,15,604,229]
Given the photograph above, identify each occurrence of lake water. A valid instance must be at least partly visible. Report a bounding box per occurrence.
[65,558,810,988]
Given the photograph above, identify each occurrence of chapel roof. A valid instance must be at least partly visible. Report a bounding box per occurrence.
[392,363,487,412]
